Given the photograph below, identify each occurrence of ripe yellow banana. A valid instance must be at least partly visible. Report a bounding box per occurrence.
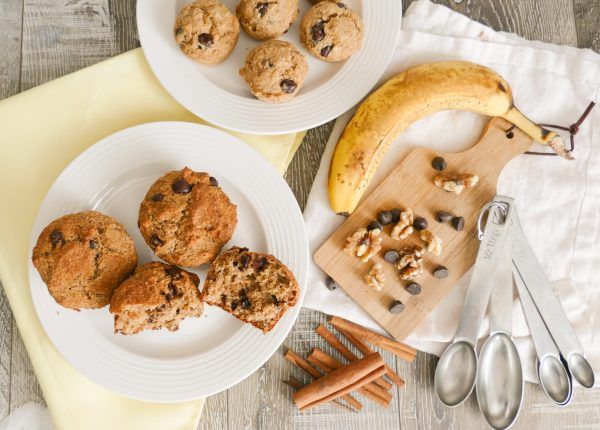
[328,61,569,215]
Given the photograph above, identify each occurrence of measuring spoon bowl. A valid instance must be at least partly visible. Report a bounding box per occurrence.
[435,340,477,407]
[568,353,595,388]
[537,356,572,405]
[476,333,523,430]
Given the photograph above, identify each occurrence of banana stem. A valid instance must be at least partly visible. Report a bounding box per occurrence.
[503,107,571,159]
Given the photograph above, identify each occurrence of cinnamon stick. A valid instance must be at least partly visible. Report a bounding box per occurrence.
[329,316,417,362]
[337,327,405,387]
[284,349,363,411]
[294,356,387,411]
[315,325,392,391]
[308,348,392,405]
[283,378,355,412]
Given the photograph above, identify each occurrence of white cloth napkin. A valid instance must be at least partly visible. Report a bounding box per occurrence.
[303,0,600,383]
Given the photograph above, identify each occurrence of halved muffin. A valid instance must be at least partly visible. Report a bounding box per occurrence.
[201,247,299,332]
[109,262,203,335]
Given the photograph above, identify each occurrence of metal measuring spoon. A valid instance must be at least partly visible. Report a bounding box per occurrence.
[435,202,513,407]
[476,233,524,430]
[507,204,595,389]
[514,270,572,405]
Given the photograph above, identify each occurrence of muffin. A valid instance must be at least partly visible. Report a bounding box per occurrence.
[201,246,299,332]
[110,262,203,335]
[174,0,240,65]
[138,167,237,267]
[236,0,299,41]
[239,40,308,103]
[299,1,363,62]
[31,211,137,310]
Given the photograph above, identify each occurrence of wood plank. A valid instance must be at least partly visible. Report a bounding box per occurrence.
[108,0,139,53]
[573,0,600,52]
[0,287,13,421]
[0,0,23,99]
[197,391,227,430]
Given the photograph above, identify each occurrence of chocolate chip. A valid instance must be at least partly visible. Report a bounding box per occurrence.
[88,240,97,249]
[413,217,428,231]
[377,210,393,225]
[389,300,405,314]
[367,220,382,231]
[338,212,349,217]
[253,256,268,272]
[172,178,192,194]
[197,33,213,48]
[150,234,163,247]
[435,210,453,223]
[271,294,279,305]
[405,282,422,295]
[280,79,297,94]
[151,193,164,202]
[311,21,325,42]
[431,156,447,171]
[325,275,338,291]
[256,2,269,16]
[433,266,449,279]
[337,2,347,8]
[506,130,515,139]
[165,283,179,301]
[231,300,239,310]
[384,250,399,264]
[241,298,251,309]
[451,216,465,231]
[175,27,183,36]
[165,266,182,279]
[390,208,401,223]
[50,229,65,248]
[209,176,218,187]
[220,293,227,304]
[320,45,333,58]
[239,253,250,270]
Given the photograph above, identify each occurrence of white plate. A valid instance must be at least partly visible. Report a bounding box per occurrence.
[137,0,402,134]
[28,122,309,402]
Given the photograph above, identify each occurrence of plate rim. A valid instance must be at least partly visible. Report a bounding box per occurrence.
[28,121,309,402]
[136,0,403,135]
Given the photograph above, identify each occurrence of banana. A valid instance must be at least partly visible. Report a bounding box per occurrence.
[328,61,569,215]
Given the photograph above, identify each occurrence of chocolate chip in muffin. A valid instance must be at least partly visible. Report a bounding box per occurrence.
[209,176,219,187]
[241,297,252,309]
[151,193,164,202]
[337,2,347,8]
[253,256,268,272]
[150,234,164,247]
[50,229,65,248]
[89,240,97,249]
[197,33,214,49]
[256,1,269,16]
[239,253,250,270]
[280,79,297,94]
[320,45,333,58]
[172,178,192,194]
[311,21,325,42]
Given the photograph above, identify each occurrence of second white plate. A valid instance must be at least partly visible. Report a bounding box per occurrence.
[29,122,309,402]
[137,0,402,134]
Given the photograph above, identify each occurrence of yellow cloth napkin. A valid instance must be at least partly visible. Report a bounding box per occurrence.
[0,48,304,430]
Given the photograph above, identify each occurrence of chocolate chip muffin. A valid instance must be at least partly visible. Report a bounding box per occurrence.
[300,1,363,62]
[239,40,308,103]
[201,247,299,332]
[110,262,203,335]
[138,167,237,267]
[31,211,137,310]
[236,0,299,41]
[174,0,240,65]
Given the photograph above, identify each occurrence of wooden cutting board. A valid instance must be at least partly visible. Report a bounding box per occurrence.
[314,117,533,340]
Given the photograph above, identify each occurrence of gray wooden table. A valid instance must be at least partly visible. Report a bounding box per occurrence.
[1,0,599,428]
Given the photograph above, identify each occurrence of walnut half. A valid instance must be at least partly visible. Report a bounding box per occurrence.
[344,227,382,263]
[394,246,424,280]
[391,208,414,240]
[364,263,386,291]
[420,230,442,256]
[434,173,479,195]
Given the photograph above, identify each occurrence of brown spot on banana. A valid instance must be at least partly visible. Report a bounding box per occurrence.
[327,60,571,215]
